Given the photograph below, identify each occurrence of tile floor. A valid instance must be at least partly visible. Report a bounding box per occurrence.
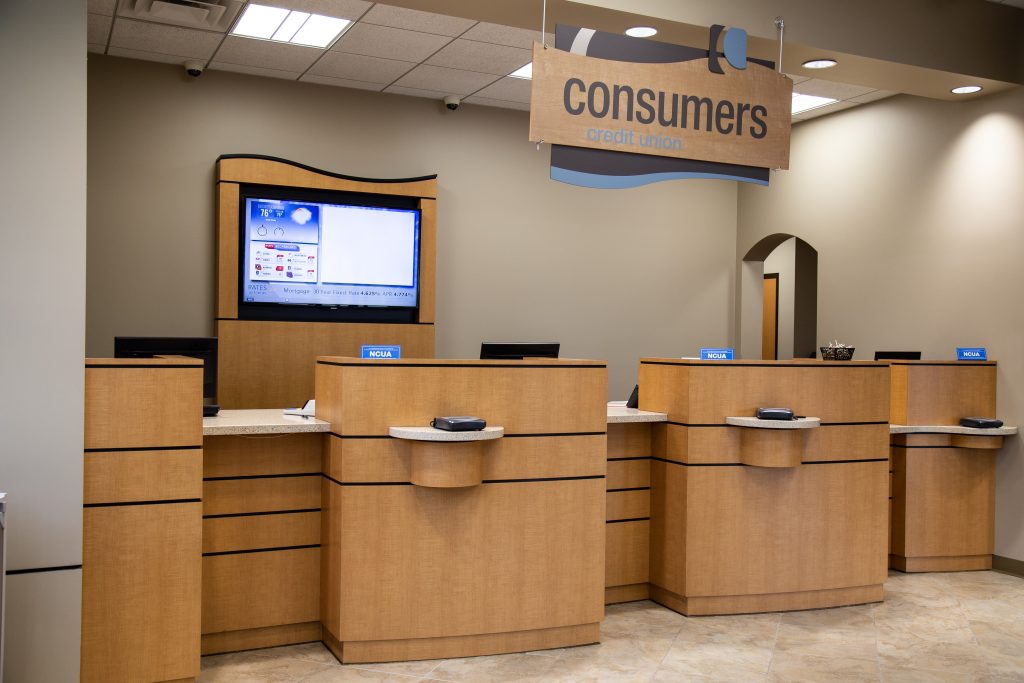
[199,571,1024,682]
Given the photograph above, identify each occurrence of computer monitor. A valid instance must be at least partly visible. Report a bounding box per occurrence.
[874,351,922,361]
[480,342,560,360]
[114,336,218,400]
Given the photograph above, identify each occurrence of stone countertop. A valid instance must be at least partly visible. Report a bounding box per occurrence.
[606,405,669,423]
[725,416,821,430]
[890,424,1017,436]
[203,409,331,436]
[388,426,504,442]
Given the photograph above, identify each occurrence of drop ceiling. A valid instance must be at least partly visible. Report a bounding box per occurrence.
[92,0,994,121]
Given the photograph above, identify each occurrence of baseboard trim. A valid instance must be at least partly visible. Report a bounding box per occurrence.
[993,555,1024,579]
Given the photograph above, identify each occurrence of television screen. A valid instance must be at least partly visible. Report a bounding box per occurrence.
[239,187,420,322]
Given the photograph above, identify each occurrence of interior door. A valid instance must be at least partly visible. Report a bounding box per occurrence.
[762,274,779,360]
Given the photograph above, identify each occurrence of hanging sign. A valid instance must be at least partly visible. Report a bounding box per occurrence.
[529,25,793,188]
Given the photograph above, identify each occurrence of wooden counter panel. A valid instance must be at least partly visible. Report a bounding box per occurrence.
[216,182,240,319]
[606,520,649,588]
[315,362,607,436]
[84,449,201,504]
[325,435,605,483]
[607,423,652,458]
[218,320,435,409]
[895,448,995,559]
[607,459,650,490]
[204,433,322,478]
[202,622,322,656]
[217,157,437,199]
[203,511,320,554]
[203,475,321,516]
[663,424,889,465]
[649,460,685,593]
[640,363,889,425]
[202,548,320,634]
[418,198,436,324]
[328,478,604,641]
[82,503,201,683]
[606,490,650,521]
[85,366,203,449]
[682,461,888,598]
[891,364,996,426]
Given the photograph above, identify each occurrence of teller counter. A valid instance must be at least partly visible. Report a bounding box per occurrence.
[636,359,891,616]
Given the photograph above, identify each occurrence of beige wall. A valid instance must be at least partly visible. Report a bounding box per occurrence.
[763,237,796,359]
[737,87,1024,561]
[86,56,738,399]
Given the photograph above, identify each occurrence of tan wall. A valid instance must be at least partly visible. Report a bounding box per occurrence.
[86,56,738,399]
[763,237,796,359]
[737,87,1024,561]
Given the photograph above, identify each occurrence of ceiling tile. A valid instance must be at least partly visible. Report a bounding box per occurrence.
[794,78,876,101]
[107,46,197,65]
[300,74,385,91]
[849,89,896,104]
[88,13,112,45]
[384,85,450,100]
[88,0,115,16]
[785,73,809,84]
[360,4,476,36]
[460,23,551,49]
[309,51,415,83]
[800,100,859,120]
[426,39,531,77]
[471,76,531,103]
[331,22,451,62]
[109,18,223,59]
[464,95,530,111]
[263,0,372,20]
[213,35,323,72]
[209,62,300,80]
[393,64,499,96]
[88,43,107,54]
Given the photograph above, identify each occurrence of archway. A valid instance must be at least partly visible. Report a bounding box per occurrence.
[740,234,819,360]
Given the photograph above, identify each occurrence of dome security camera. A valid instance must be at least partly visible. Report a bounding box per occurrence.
[184,60,204,78]
[443,95,460,111]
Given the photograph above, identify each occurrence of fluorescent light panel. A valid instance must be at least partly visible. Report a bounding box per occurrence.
[509,62,532,79]
[792,93,838,114]
[802,58,837,69]
[232,4,350,48]
[625,26,657,38]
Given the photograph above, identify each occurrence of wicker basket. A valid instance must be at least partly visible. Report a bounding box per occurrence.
[820,346,855,361]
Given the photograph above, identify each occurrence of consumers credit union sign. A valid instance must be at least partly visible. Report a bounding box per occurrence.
[529,26,793,187]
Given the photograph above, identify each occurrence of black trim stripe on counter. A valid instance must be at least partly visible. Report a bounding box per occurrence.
[204,508,320,519]
[607,486,651,493]
[216,153,439,184]
[887,362,993,366]
[86,444,202,453]
[328,431,606,439]
[608,456,650,462]
[84,498,201,508]
[504,432,606,438]
[215,318,436,325]
[651,457,888,467]
[607,517,650,524]
[85,364,204,369]
[321,473,603,486]
[5,565,81,577]
[316,361,606,369]
[639,361,885,368]
[204,473,320,481]
[891,445,975,450]
[666,421,887,428]
[203,544,320,557]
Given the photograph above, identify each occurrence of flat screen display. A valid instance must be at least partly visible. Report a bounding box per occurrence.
[240,195,420,314]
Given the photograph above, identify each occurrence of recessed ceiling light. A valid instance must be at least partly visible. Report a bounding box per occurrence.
[232,3,350,48]
[625,26,657,38]
[951,85,982,95]
[509,62,532,79]
[802,58,837,69]
[792,93,838,114]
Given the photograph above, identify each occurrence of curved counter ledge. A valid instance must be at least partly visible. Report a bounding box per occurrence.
[725,416,821,429]
[606,406,669,423]
[890,424,1018,436]
[203,408,331,435]
[389,426,504,441]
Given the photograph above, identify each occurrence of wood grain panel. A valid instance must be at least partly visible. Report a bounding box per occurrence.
[895,363,997,426]
[605,584,650,604]
[325,434,605,483]
[606,489,650,521]
[899,448,995,560]
[218,320,435,409]
[950,434,1004,449]
[606,520,649,587]
[893,434,953,448]
[648,460,685,593]
[203,475,321,516]
[410,440,484,488]
[607,423,652,458]
[326,623,599,664]
[665,423,888,464]
[606,459,650,490]
[738,428,804,468]
[217,182,239,319]
[82,503,201,683]
[217,157,437,199]
[682,462,888,598]
[84,449,201,504]
[202,548,320,634]
[201,622,322,656]
[84,362,203,449]
[315,361,607,436]
[889,364,909,425]
[203,433,322,477]
[418,198,436,323]
[328,479,604,642]
[203,511,320,553]
[638,363,689,419]
[891,555,992,572]
[651,584,883,617]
